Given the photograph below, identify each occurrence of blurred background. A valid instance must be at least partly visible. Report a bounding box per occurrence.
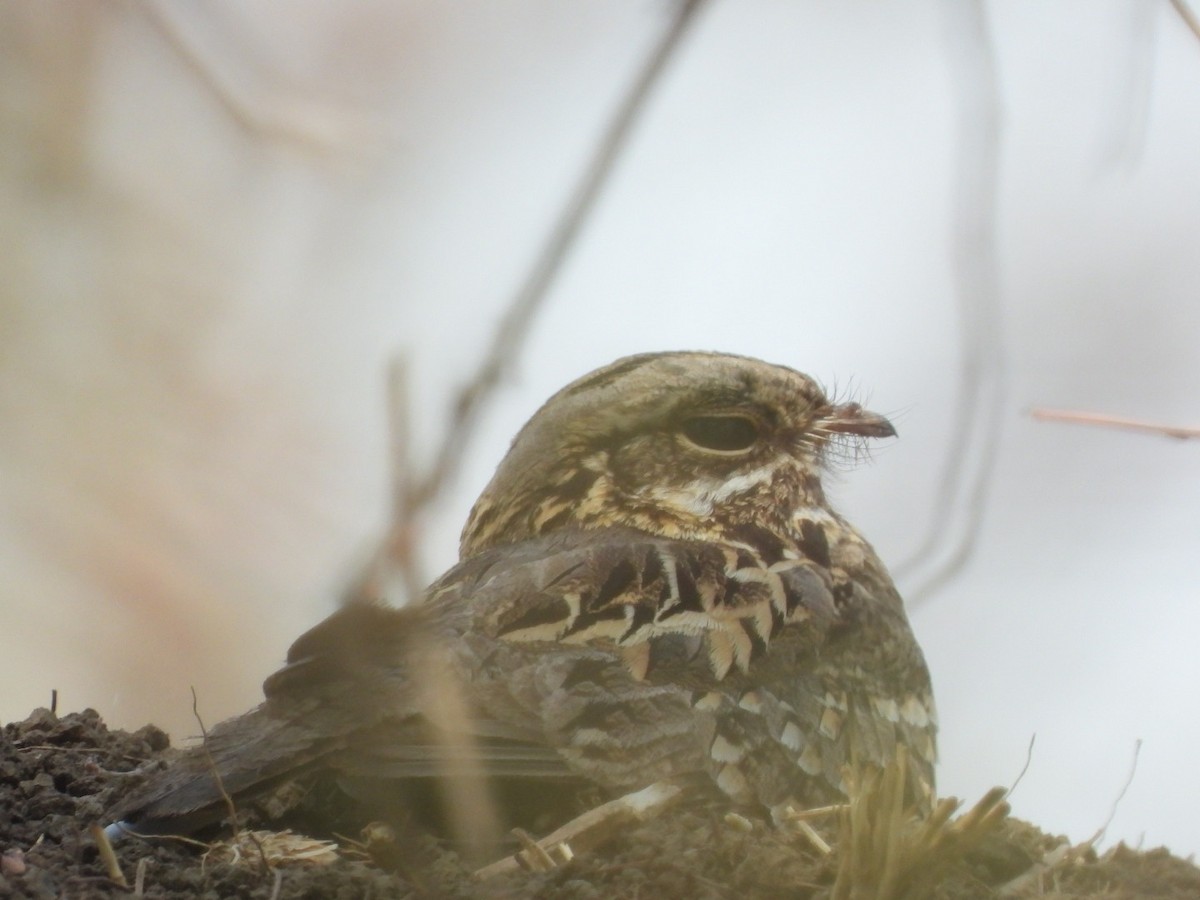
[3,0,1198,858]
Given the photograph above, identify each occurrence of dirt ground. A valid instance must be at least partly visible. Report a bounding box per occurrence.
[2,708,1198,899]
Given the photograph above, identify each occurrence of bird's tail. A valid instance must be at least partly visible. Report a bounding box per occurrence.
[105,602,427,839]
[104,702,346,839]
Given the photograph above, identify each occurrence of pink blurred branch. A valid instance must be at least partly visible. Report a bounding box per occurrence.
[1030,408,1200,440]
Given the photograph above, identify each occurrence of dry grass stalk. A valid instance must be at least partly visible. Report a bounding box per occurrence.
[88,823,129,888]
[189,687,242,834]
[186,687,274,877]
[202,830,340,869]
[473,781,682,880]
[134,856,149,895]
[1000,737,1143,896]
[832,746,1010,899]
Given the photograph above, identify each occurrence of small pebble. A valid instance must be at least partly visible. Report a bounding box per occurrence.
[1,848,27,877]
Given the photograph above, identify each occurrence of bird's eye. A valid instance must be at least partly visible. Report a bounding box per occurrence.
[680,415,760,453]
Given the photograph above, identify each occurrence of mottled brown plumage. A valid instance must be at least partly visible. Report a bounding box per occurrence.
[107,351,935,839]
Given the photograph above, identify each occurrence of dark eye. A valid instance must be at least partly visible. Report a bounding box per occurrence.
[680,415,760,453]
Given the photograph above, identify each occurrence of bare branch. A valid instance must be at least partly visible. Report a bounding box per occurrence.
[898,0,1005,608]
[1170,0,1200,44]
[368,1,711,603]
[387,356,427,600]
[140,0,388,155]
[406,0,710,516]
[1031,407,1200,440]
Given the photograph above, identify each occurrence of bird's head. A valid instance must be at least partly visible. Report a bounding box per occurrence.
[460,352,895,556]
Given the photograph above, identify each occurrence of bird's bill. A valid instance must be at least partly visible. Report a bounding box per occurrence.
[817,403,897,439]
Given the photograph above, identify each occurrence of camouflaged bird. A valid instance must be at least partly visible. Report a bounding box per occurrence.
[106,351,936,840]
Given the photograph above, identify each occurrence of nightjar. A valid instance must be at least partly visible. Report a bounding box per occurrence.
[106,351,936,842]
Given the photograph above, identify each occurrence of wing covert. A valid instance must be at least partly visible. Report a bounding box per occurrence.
[433,528,840,684]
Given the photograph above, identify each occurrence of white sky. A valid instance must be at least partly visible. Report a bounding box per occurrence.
[2,0,1199,858]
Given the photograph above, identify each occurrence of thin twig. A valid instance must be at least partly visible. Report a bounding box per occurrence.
[139,0,386,154]
[190,688,271,875]
[1030,407,1200,440]
[1006,733,1036,800]
[415,650,505,868]
[190,688,239,832]
[376,0,710,601]
[386,355,426,600]
[1170,0,1200,44]
[899,0,1005,608]
[408,0,709,512]
[1086,739,1142,848]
